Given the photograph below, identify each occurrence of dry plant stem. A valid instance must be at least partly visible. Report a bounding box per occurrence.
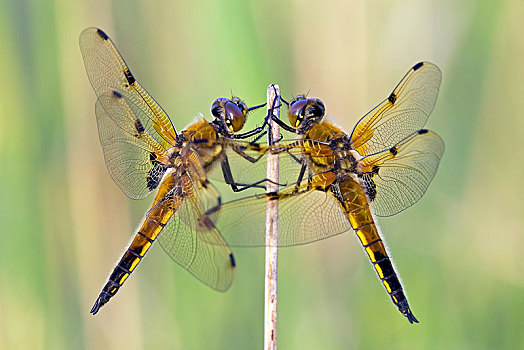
[264,84,280,350]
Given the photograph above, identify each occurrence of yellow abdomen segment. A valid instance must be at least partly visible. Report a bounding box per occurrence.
[90,174,179,314]
[338,177,418,323]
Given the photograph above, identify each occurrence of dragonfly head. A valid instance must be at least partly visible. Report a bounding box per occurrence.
[211,97,248,135]
[288,96,325,134]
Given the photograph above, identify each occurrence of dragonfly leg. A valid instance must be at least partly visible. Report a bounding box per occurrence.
[219,155,283,192]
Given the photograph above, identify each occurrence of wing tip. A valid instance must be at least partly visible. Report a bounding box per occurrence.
[229,253,236,268]
[413,62,424,71]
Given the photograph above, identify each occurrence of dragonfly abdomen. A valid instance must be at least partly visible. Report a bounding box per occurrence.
[353,222,417,323]
[339,177,418,323]
[90,208,169,314]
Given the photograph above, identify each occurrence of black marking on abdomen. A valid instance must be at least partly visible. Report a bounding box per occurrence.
[96,28,109,40]
[372,252,417,323]
[138,231,154,243]
[117,263,132,275]
[124,68,136,85]
[108,268,127,288]
[413,62,424,71]
[388,92,397,104]
[384,275,402,292]
[127,248,143,259]
[363,238,381,248]
[374,253,395,281]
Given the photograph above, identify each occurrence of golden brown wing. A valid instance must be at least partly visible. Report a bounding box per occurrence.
[95,92,169,199]
[358,129,445,217]
[80,27,177,148]
[350,62,441,156]
[203,181,351,247]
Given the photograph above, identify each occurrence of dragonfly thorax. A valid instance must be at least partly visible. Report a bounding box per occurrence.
[326,136,358,173]
[333,149,358,173]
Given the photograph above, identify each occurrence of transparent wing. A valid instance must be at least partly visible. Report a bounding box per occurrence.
[350,62,442,156]
[157,173,235,291]
[95,92,169,199]
[358,129,445,217]
[183,148,222,215]
[206,183,351,247]
[80,27,177,148]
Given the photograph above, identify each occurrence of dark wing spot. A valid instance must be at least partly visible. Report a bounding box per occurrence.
[112,90,123,98]
[388,92,397,104]
[372,165,380,174]
[413,62,424,71]
[229,253,236,267]
[134,119,145,133]
[96,28,109,40]
[124,68,136,85]
[389,146,398,156]
[196,215,216,231]
[418,129,428,134]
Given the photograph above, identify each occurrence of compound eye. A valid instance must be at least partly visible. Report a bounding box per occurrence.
[224,100,246,132]
[288,99,308,128]
[290,94,307,107]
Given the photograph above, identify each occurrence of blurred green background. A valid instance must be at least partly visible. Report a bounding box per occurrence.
[1,0,523,349]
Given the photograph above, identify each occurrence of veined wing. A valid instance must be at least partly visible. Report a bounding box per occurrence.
[182,147,222,215]
[95,92,169,199]
[350,62,441,157]
[80,27,177,148]
[358,129,445,217]
[205,180,351,247]
[157,170,235,291]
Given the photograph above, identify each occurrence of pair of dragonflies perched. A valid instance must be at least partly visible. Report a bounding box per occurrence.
[80,27,444,323]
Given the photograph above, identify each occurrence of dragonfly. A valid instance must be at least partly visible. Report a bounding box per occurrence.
[204,62,445,323]
[79,27,273,314]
